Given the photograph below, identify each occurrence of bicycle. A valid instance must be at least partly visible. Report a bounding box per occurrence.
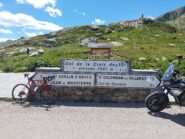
[12,74,58,105]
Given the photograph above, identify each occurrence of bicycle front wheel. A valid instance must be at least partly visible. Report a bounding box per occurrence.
[40,86,58,105]
[12,84,30,103]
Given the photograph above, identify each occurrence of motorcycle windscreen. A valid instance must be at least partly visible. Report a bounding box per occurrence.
[162,64,175,81]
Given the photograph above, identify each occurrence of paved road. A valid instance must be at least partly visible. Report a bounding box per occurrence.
[0,102,184,139]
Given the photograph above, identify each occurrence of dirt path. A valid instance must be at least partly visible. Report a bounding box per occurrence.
[0,102,184,139]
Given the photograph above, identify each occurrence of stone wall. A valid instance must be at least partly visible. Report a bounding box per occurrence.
[51,86,151,103]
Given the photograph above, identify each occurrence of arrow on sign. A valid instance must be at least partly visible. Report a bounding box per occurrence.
[97,74,160,89]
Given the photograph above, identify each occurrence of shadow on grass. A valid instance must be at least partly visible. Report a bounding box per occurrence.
[148,111,185,127]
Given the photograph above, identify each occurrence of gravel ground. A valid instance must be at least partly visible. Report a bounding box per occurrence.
[0,102,184,139]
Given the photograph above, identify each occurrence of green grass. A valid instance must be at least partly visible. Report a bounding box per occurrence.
[0,98,13,102]
[0,44,89,72]
[1,20,185,74]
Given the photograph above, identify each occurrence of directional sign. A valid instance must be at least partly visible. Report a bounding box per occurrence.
[97,74,160,88]
[62,59,131,73]
[32,72,95,87]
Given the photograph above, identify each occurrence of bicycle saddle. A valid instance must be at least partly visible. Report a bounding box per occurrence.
[24,73,29,78]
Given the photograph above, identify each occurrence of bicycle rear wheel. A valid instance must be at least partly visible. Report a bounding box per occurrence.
[12,84,30,103]
[40,86,58,105]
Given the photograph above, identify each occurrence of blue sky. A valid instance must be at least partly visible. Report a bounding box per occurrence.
[0,0,185,42]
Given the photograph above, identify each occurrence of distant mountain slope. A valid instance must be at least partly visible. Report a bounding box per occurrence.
[4,18,176,48]
[156,6,185,31]
[0,40,13,46]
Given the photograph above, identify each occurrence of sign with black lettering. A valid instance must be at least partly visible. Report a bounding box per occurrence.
[97,74,160,88]
[33,72,95,87]
[62,60,131,73]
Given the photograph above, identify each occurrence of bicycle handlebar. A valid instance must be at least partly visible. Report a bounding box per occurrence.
[24,74,29,78]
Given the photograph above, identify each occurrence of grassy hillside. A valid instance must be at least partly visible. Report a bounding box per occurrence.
[1,18,185,73]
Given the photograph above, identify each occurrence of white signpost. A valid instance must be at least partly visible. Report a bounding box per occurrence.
[33,59,160,89]
[62,59,131,73]
[33,72,95,87]
[97,74,160,88]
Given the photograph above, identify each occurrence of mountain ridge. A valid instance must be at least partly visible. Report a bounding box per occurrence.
[156,6,185,31]
[156,6,185,22]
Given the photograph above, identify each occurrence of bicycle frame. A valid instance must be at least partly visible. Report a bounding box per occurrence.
[12,74,57,104]
[26,78,49,96]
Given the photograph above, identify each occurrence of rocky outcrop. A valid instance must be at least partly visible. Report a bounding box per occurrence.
[156,6,185,31]
[80,37,123,47]
[119,18,150,29]
[80,37,98,46]
[45,38,57,47]
[0,40,13,46]
[30,48,44,57]
[157,6,185,22]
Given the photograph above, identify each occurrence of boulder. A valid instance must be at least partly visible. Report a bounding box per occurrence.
[162,56,167,61]
[38,49,44,54]
[120,37,130,41]
[110,42,123,46]
[139,57,147,61]
[45,38,57,47]
[30,51,39,57]
[168,43,176,47]
[19,48,27,53]
[90,25,100,30]
[80,37,98,46]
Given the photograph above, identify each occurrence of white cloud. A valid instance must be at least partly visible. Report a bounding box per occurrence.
[0,29,13,34]
[0,38,8,42]
[0,38,16,43]
[45,6,62,17]
[16,0,62,17]
[146,16,155,20]
[16,0,55,9]
[92,19,106,25]
[73,9,86,16]
[0,2,3,7]
[25,31,44,37]
[0,11,63,31]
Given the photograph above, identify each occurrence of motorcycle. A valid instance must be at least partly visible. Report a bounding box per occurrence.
[145,60,185,112]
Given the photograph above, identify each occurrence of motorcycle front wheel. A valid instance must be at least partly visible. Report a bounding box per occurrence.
[145,93,169,112]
